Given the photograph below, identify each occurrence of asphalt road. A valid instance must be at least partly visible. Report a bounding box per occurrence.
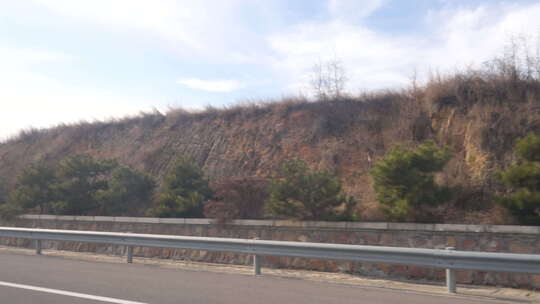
[0,252,509,304]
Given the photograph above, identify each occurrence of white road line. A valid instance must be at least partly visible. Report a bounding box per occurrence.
[0,281,148,304]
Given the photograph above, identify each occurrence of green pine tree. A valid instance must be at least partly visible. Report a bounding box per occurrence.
[370,141,452,221]
[95,166,155,216]
[498,133,540,225]
[150,158,212,218]
[9,163,57,214]
[265,159,355,221]
[53,155,117,215]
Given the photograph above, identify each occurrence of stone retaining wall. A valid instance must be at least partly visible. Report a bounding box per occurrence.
[1,215,539,289]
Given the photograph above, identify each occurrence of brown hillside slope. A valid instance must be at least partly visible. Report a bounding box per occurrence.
[1,76,539,222]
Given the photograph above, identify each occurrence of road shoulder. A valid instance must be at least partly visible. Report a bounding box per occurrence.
[0,245,537,303]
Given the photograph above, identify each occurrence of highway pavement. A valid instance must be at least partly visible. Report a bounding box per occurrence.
[0,251,515,304]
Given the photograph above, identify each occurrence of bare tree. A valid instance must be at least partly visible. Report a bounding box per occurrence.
[484,34,540,82]
[310,56,347,101]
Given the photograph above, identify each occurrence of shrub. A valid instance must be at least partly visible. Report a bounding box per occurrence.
[8,155,156,216]
[53,155,118,215]
[150,158,212,218]
[95,166,155,216]
[0,177,7,204]
[0,203,23,220]
[514,132,540,162]
[498,133,540,225]
[9,163,57,214]
[265,159,356,221]
[204,177,268,224]
[371,141,452,221]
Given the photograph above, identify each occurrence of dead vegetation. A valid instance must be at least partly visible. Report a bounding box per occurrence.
[1,39,540,223]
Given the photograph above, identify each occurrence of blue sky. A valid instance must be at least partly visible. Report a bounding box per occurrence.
[1,0,540,138]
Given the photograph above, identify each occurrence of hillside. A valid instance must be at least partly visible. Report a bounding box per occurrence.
[1,73,539,223]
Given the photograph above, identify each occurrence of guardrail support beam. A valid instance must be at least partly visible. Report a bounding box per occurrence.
[127,246,133,264]
[2,226,540,291]
[35,240,42,255]
[446,247,456,293]
[254,254,261,275]
[446,268,456,293]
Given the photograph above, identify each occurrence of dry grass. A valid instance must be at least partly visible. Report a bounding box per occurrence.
[1,42,540,224]
[2,92,405,146]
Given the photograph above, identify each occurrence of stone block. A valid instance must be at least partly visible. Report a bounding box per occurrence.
[487,225,540,234]
[457,270,474,283]
[433,269,445,281]
[408,266,427,279]
[38,215,57,220]
[346,222,388,230]
[434,224,468,232]
[532,275,540,288]
[386,222,419,231]
[158,218,185,224]
[411,236,428,247]
[359,232,379,244]
[58,216,77,221]
[446,236,457,247]
[184,218,211,225]
[462,239,477,250]
[113,217,140,223]
[373,263,390,274]
[485,240,503,252]
[379,233,393,245]
[137,217,159,224]
[509,241,532,254]
[510,273,532,288]
[391,265,408,276]
[273,220,302,227]
[18,214,40,219]
[297,234,309,242]
[233,220,273,226]
[94,216,114,222]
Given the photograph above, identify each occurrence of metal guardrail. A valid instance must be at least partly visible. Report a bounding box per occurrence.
[1,227,539,293]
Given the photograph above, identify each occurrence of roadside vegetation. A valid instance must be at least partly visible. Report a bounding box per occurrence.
[497,133,540,225]
[204,177,267,224]
[5,155,154,217]
[265,159,356,221]
[1,135,539,225]
[1,38,539,224]
[370,141,453,221]
[148,158,212,218]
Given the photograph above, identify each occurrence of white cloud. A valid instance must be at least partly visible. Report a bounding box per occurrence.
[3,0,540,139]
[177,78,244,93]
[328,0,384,21]
[0,47,74,71]
[34,0,201,48]
[268,20,415,93]
[31,0,270,63]
[424,3,540,69]
[0,47,153,140]
[267,1,540,95]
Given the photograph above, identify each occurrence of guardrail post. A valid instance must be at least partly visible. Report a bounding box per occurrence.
[445,247,456,293]
[126,246,133,264]
[254,254,261,275]
[253,237,261,275]
[35,239,42,255]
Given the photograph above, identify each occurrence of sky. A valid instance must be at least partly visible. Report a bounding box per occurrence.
[1,0,540,139]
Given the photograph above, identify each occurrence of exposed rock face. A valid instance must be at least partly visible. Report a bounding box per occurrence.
[1,82,539,221]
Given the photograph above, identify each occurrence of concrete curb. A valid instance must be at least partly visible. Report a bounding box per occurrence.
[17,215,540,234]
